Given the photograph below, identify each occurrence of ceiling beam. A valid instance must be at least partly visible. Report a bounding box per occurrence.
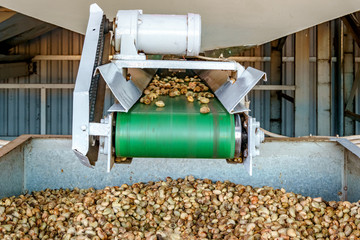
[0,54,32,63]
[0,7,16,23]
[341,13,360,48]
[0,23,57,53]
[0,62,34,80]
[0,13,57,53]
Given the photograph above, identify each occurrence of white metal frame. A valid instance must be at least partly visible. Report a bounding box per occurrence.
[32,54,356,63]
[72,3,104,168]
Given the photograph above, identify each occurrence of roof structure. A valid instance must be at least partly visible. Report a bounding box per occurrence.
[1,0,360,50]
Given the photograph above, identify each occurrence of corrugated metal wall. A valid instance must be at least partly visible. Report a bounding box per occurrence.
[0,29,83,138]
[1,20,360,139]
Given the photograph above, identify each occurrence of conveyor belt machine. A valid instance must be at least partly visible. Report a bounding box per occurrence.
[72,4,266,175]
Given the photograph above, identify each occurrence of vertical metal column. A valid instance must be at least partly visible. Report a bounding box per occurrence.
[282,35,295,137]
[40,88,46,134]
[317,23,331,136]
[295,29,310,136]
[333,19,344,136]
[270,40,282,134]
[263,43,271,131]
[40,30,48,135]
[250,46,262,125]
[344,25,355,135]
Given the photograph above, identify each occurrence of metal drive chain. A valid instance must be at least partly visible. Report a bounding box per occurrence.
[89,16,106,122]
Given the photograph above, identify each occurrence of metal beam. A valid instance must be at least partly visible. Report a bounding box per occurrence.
[317,22,331,135]
[40,88,46,134]
[345,110,360,122]
[0,62,31,79]
[270,39,283,134]
[0,84,75,89]
[0,14,56,53]
[275,36,288,51]
[295,29,310,136]
[1,23,56,48]
[32,55,82,61]
[341,14,360,48]
[0,14,42,42]
[31,54,360,63]
[0,54,32,63]
[333,20,344,136]
[0,83,295,91]
[0,7,16,23]
[278,92,294,103]
[344,23,355,135]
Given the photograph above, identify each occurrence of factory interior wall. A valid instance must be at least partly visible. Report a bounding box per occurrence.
[1,18,360,139]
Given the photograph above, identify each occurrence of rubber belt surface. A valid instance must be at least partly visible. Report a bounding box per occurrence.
[115,96,235,158]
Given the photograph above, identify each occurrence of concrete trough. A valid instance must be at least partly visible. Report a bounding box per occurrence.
[0,135,360,202]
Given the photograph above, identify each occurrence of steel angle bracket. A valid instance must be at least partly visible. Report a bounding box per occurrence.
[92,113,114,172]
[72,3,104,167]
[244,116,264,176]
[97,59,252,113]
[96,62,143,112]
[215,67,267,114]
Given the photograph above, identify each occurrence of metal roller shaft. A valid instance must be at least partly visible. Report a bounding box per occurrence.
[115,97,235,158]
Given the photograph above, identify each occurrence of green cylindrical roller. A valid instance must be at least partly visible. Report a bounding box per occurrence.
[115,96,235,158]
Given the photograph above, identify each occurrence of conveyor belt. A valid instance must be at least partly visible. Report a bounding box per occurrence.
[115,96,235,158]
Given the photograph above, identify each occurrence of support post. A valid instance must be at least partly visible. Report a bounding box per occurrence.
[317,22,331,135]
[295,29,310,136]
[344,24,355,135]
[333,19,344,136]
[270,40,282,134]
[40,88,46,134]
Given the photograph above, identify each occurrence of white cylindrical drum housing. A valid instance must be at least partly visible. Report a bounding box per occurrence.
[114,11,201,56]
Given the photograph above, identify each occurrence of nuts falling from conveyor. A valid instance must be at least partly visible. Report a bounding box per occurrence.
[139,74,214,114]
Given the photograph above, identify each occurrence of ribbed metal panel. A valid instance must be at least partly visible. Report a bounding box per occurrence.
[356,35,360,135]
[0,29,83,138]
[248,45,270,133]
[282,35,295,137]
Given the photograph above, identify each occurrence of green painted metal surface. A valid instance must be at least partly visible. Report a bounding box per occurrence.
[115,96,235,158]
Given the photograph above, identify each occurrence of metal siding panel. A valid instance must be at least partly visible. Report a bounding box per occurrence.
[282,35,295,137]
[0,28,83,138]
[7,78,19,136]
[16,45,25,135]
[295,29,311,136]
[309,27,317,135]
[270,40,282,134]
[317,22,332,136]
[344,25,355,136]
[49,30,60,134]
[262,43,271,131]
[62,29,71,135]
[253,46,263,125]
[40,32,48,134]
[248,45,268,132]
[355,13,360,135]
[356,39,360,134]
[331,20,337,136]
[333,20,344,136]
[0,89,8,136]
[249,47,258,123]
